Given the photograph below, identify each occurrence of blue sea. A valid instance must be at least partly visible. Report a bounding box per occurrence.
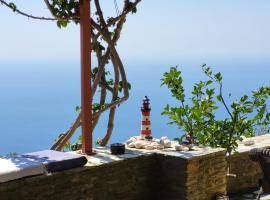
[0,59,269,155]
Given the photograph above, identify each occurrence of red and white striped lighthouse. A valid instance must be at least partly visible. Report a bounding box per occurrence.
[141,96,152,139]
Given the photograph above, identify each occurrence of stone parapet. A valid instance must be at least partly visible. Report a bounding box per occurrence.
[3,133,270,200]
[227,134,270,193]
[0,146,227,200]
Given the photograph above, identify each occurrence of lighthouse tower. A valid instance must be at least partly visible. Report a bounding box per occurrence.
[140,96,152,139]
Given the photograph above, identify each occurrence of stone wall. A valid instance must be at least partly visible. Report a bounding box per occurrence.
[0,155,156,200]
[2,134,270,200]
[226,135,270,194]
[0,148,227,200]
[186,152,226,200]
[227,151,262,193]
[155,151,227,200]
[155,155,188,200]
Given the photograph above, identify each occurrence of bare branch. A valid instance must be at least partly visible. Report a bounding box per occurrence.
[99,47,120,146]
[50,113,81,151]
[93,73,107,129]
[50,0,141,150]
[0,0,57,20]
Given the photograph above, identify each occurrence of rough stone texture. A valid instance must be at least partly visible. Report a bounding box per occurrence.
[186,151,227,200]
[229,187,259,200]
[2,135,270,199]
[227,151,262,193]
[154,151,227,200]
[0,154,156,200]
[0,147,227,200]
[155,155,188,200]
[227,135,270,194]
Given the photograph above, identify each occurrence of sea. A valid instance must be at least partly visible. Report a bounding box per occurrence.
[0,59,269,155]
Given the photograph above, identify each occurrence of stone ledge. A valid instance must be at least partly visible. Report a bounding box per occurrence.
[1,135,269,199]
[235,134,270,153]
[81,145,226,168]
[228,134,270,193]
[0,145,226,200]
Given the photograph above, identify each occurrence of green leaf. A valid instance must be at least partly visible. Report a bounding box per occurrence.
[216,95,222,102]
[61,20,68,28]
[9,2,17,12]
[132,6,137,14]
[77,135,82,143]
[109,31,115,39]
[128,82,132,90]
[206,80,213,86]
[214,72,222,82]
[240,95,248,102]
[75,106,81,112]
[94,140,100,146]
[57,21,62,29]
[56,20,69,28]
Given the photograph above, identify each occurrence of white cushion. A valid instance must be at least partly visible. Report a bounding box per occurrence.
[0,150,87,183]
[0,156,45,183]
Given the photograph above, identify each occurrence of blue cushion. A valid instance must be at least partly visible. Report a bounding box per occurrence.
[22,150,87,173]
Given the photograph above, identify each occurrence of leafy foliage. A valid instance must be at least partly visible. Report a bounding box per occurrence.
[161,65,270,155]
[47,0,79,28]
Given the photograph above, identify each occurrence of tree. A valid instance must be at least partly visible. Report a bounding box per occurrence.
[161,65,270,175]
[0,0,142,150]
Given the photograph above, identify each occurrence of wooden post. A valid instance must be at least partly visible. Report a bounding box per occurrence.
[80,0,93,155]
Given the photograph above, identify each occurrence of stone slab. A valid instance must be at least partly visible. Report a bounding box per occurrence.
[79,145,225,167]
[236,134,270,153]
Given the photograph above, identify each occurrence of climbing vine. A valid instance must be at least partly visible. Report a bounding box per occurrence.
[1,0,142,150]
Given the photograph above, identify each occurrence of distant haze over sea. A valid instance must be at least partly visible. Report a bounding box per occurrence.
[0,58,269,155]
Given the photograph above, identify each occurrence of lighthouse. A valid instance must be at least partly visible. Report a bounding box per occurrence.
[141,96,152,139]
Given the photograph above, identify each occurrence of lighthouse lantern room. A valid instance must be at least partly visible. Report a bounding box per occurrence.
[140,96,152,139]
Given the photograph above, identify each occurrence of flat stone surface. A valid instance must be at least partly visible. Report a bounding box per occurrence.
[68,135,270,167]
[77,145,225,167]
[236,134,270,153]
[127,145,225,160]
[81,147,152,167]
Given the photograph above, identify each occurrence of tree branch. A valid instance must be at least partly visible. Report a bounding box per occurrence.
[0,0,79,21]
[0,0,57,20]
[50,0,140,150]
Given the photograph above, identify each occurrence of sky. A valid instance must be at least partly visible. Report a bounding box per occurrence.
[0,0,270,62]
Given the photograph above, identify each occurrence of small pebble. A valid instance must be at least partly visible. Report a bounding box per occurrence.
[134,141,144,149]
[127,142,135,148]
[161,139,171,148]
[126,137,137,145]
[243,138,255,146]
[152,138,161,143]
[145,145,155,150]
[175,144,183,151]
[156,144,165,150]
[160,136,168,141]
[182,147,189,151]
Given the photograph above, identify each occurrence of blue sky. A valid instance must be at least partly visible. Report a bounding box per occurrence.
[0,0,270,61]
